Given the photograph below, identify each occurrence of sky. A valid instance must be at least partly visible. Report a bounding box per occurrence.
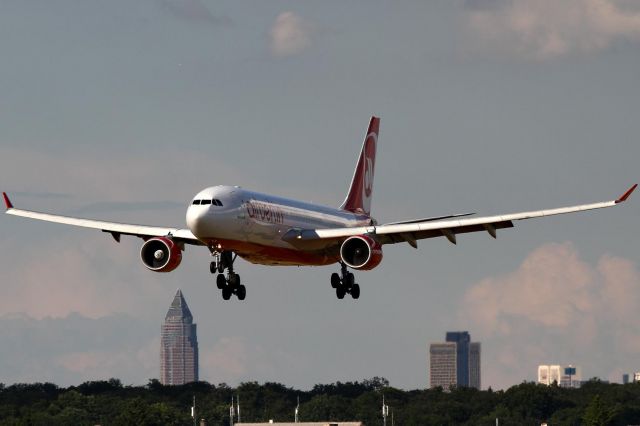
[0,0,639,391]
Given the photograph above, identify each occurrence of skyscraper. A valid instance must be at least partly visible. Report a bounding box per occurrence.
[446,332,470,387]
[469,342,481,389]
[429,342,457,389]
[429,331,481,390]
[160,289,199,385]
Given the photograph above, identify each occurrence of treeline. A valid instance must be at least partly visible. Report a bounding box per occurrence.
[1,377,639,425]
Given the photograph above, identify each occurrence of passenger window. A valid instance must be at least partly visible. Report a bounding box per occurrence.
[192,200,201,205]
[201,199,212,205]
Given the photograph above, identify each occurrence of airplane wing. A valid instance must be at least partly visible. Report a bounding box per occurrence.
[283,184,637,248]
[3,193,202,245]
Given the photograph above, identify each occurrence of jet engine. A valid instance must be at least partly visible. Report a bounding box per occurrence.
[140,237,182,272]
[340,235,383,270]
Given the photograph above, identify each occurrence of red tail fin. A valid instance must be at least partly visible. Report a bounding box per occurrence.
[340,116,379,217]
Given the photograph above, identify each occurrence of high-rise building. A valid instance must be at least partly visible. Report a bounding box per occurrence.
[446,332,470,387]
[160,289,199,385]
[469,342,481,389]
[430,342,457,389]
[537,365,581,388]
[429,331,481,390]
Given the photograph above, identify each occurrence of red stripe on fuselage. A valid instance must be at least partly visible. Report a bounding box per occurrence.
[207,238,340,266]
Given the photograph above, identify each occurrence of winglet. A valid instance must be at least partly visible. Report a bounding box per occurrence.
[615,184,638,204]
[2,192,13,210]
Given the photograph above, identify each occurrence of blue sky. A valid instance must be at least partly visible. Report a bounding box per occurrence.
[1,0,639,390]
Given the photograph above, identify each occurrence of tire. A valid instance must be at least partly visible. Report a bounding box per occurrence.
[351,283,360,299]
[330,273,341,288]
[217,263,225,274]
[210,261,217,274]
[229,273,240,287]
[216,274,226,289]
[222,286,232,300]
[345,272,355,288]
[237,285,246,301]
[336,286,346,299]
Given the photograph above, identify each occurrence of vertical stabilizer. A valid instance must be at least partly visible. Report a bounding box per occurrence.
[340,116,379,216]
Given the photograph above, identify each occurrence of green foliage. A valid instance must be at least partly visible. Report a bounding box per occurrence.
[1,378,640,425]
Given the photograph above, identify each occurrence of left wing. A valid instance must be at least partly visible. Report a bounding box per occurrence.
[3,193,202,245]
[284,184,637,248]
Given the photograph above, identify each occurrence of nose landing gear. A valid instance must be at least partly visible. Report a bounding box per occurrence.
[210,250,246,301]
[331,262,360,300]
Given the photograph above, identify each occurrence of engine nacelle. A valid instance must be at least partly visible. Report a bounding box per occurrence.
[140,237,182,272]
[340,235,383,270]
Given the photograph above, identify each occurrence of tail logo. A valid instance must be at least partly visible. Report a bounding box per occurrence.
[364,157,374,197]
[363,133,377,198]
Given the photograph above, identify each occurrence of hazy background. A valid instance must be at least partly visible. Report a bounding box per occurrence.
[1,0,639,390]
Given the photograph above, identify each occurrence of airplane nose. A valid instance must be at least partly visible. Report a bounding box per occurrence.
[186,206,209,237]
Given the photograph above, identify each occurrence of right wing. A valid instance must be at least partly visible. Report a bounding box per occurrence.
[283,184,637,248]
[3,193,202,245]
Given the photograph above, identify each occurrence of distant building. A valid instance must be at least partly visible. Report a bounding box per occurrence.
[634,372,640,383]
[623,374,630,384]
[469,342,481,389]
[236,423,362,426]
[429,331,481,390]
[430,342,457,389]
[160,289,199,385]
[537,365,581,388]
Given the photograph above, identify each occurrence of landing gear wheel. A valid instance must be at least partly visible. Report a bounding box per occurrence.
[228,273,240,287]
[345,272,355,288]
[336,286,346,299]
[237,285,246,300]
[351,283,360,299]
[216,274,226,289]
[217,263,225,274]
[330,273,340,289]
[222,286,232,300]
[210,261,217,274]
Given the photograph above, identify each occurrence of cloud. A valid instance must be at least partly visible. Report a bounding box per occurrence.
[0,234,172,320]
[0,313,158,385]
[200,336,306,385]
[464,0,640,59]
[459,243,640,388]
[269,12,313,57]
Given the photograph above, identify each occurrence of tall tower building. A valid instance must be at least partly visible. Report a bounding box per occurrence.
[469,342,481,389]
[160,289,199,385]
[429,331,481,390]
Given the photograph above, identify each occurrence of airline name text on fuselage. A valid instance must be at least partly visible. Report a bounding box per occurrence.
[246,200,285,225]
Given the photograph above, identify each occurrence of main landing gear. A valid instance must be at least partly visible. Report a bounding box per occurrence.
[331,262,360,300]
[210,250,246,301]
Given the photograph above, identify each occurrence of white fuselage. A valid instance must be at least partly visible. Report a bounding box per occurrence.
[186,185,371,266]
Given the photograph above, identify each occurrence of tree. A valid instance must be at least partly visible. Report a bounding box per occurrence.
[582,395,615,426]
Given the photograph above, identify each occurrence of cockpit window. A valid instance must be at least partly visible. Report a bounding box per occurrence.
[192,200,201,205]
[201,199,212,205]
[212,199,223,206]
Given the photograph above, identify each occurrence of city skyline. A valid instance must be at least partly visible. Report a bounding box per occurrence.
[0,0,639,389]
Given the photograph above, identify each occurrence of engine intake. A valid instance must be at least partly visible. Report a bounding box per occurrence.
[340,235,383,270]
[140,237,182,272]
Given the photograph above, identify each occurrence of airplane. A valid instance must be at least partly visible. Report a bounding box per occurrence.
[3,116,637,301]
